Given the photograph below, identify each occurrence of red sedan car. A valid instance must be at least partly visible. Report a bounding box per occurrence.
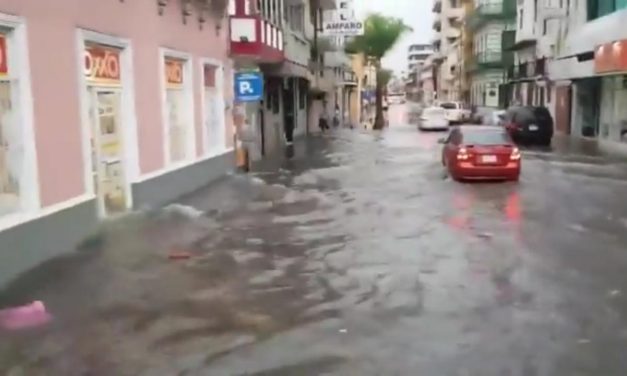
[440,125,521,181]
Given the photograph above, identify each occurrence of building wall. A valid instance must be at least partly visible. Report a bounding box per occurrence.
[0,0,231,209]
[0,0,233,286]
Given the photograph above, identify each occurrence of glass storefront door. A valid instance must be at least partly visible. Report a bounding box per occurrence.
[87,87,128,216]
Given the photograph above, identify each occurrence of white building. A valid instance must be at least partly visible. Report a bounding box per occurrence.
[547,0,627,151]
[432,0,464,101]
[505,0,562,117]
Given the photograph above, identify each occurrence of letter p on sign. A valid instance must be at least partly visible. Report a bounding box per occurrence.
[239,81,253,94]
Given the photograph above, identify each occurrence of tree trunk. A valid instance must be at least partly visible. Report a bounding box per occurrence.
[373,59,385,130]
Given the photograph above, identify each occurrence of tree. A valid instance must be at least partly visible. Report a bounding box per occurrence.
[345,14,411,129]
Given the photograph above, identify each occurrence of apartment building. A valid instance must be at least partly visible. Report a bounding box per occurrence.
[465,0,516,110]
[548,0,627,151]
[503,0,562,118]
[432,0,465,101]
[407,43,433,101]
[408,43,433,72]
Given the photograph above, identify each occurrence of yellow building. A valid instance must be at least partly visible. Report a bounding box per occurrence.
[349,53,377,128]
[461,0,474,103]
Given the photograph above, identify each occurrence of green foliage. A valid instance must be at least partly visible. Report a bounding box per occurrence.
[377,69,393,86]
[344,13,412,59]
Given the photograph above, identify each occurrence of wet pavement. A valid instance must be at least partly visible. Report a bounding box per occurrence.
[4,105,627,375]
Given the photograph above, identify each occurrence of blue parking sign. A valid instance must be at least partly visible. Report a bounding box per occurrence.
[234,71,264,102]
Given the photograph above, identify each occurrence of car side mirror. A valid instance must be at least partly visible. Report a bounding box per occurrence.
[437,138,446,144]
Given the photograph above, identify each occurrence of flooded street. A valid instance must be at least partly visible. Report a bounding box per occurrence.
[4,105,627,375]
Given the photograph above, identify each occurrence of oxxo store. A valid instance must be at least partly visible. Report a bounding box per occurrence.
[592,40,627,144]
[82,41,133,217]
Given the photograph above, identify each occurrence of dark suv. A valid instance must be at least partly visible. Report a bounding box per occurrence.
[502,106,554,146]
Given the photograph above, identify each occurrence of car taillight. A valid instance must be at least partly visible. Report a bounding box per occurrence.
[457,147,470,160]
[510,147,521,161]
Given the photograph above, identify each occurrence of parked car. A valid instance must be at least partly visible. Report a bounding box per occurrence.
[502,106,553,146]
[388,93,406,104]
[440,101,471,124]
[419,106,449,131]
[440,125,521,181]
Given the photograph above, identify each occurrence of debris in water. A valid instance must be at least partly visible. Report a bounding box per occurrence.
[577,339,591,345]
[568,224,586,233]
[608,289,622,298]
[168,250,193,260]
[339,328,347,334]
[162,204,204,219]
[477,232,493,239]
[0,301,52,330]
[246,238,265,246]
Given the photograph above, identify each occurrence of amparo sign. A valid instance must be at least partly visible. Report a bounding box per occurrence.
[323,20,364,36]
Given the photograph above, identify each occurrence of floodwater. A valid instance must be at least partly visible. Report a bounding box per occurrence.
[3,105,627,375]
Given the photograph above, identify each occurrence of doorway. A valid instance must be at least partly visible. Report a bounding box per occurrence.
[258,107,266,156]
[282,78,295,143]
[87,87,128,216]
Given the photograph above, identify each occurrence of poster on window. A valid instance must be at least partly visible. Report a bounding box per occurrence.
[167,89,187,162]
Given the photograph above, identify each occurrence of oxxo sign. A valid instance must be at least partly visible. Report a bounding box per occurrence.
[84,45,121,83]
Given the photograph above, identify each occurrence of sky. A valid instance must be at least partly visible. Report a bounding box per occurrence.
[353,0,434,77]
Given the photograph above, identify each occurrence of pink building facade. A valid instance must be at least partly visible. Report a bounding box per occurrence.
[0,0,234,286]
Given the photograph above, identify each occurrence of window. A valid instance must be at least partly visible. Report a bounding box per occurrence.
[202,63,226,155]
[299,79,306,110]
[163,53,194,163]
[0,22,37,220]
[0,34,19,217]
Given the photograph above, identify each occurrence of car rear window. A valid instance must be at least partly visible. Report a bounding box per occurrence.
[424,107,445,116]
[440,102,458,110]
[511,107,536,124]
[461,129,511,145]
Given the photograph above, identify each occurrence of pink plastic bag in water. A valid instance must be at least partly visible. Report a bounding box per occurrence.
[0,301,52,330]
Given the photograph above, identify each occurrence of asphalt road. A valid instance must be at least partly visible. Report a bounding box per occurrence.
[3,104,627,375]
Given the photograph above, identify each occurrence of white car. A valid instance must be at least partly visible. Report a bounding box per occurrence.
[440,101,471,124]
[419,106,449,131]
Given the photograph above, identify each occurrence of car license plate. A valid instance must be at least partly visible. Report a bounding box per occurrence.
[529,124,539,131]
[481,155,497,163]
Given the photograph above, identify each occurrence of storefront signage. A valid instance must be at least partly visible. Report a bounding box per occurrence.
[84,45,121,83]
[594,40,627,74]
[0,35,8,77]
[322,20,364,36]
[165,58,184,86]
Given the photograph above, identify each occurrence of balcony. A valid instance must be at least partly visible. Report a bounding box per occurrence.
[447,7,465,22]
[445,27,461,40]
[433,18,442,32]
[432,31,442,45]
[467,50,513,72]
[465,0,516,31]
[230,15,284,63]
[433,0,442,13]
[342,70,357,86]
[324,51,350,68]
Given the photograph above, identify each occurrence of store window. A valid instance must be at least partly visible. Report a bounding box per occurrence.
[202,63,226,155]
[0,33,19,217]
[84,42,129,216]
[163,56,194,163]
